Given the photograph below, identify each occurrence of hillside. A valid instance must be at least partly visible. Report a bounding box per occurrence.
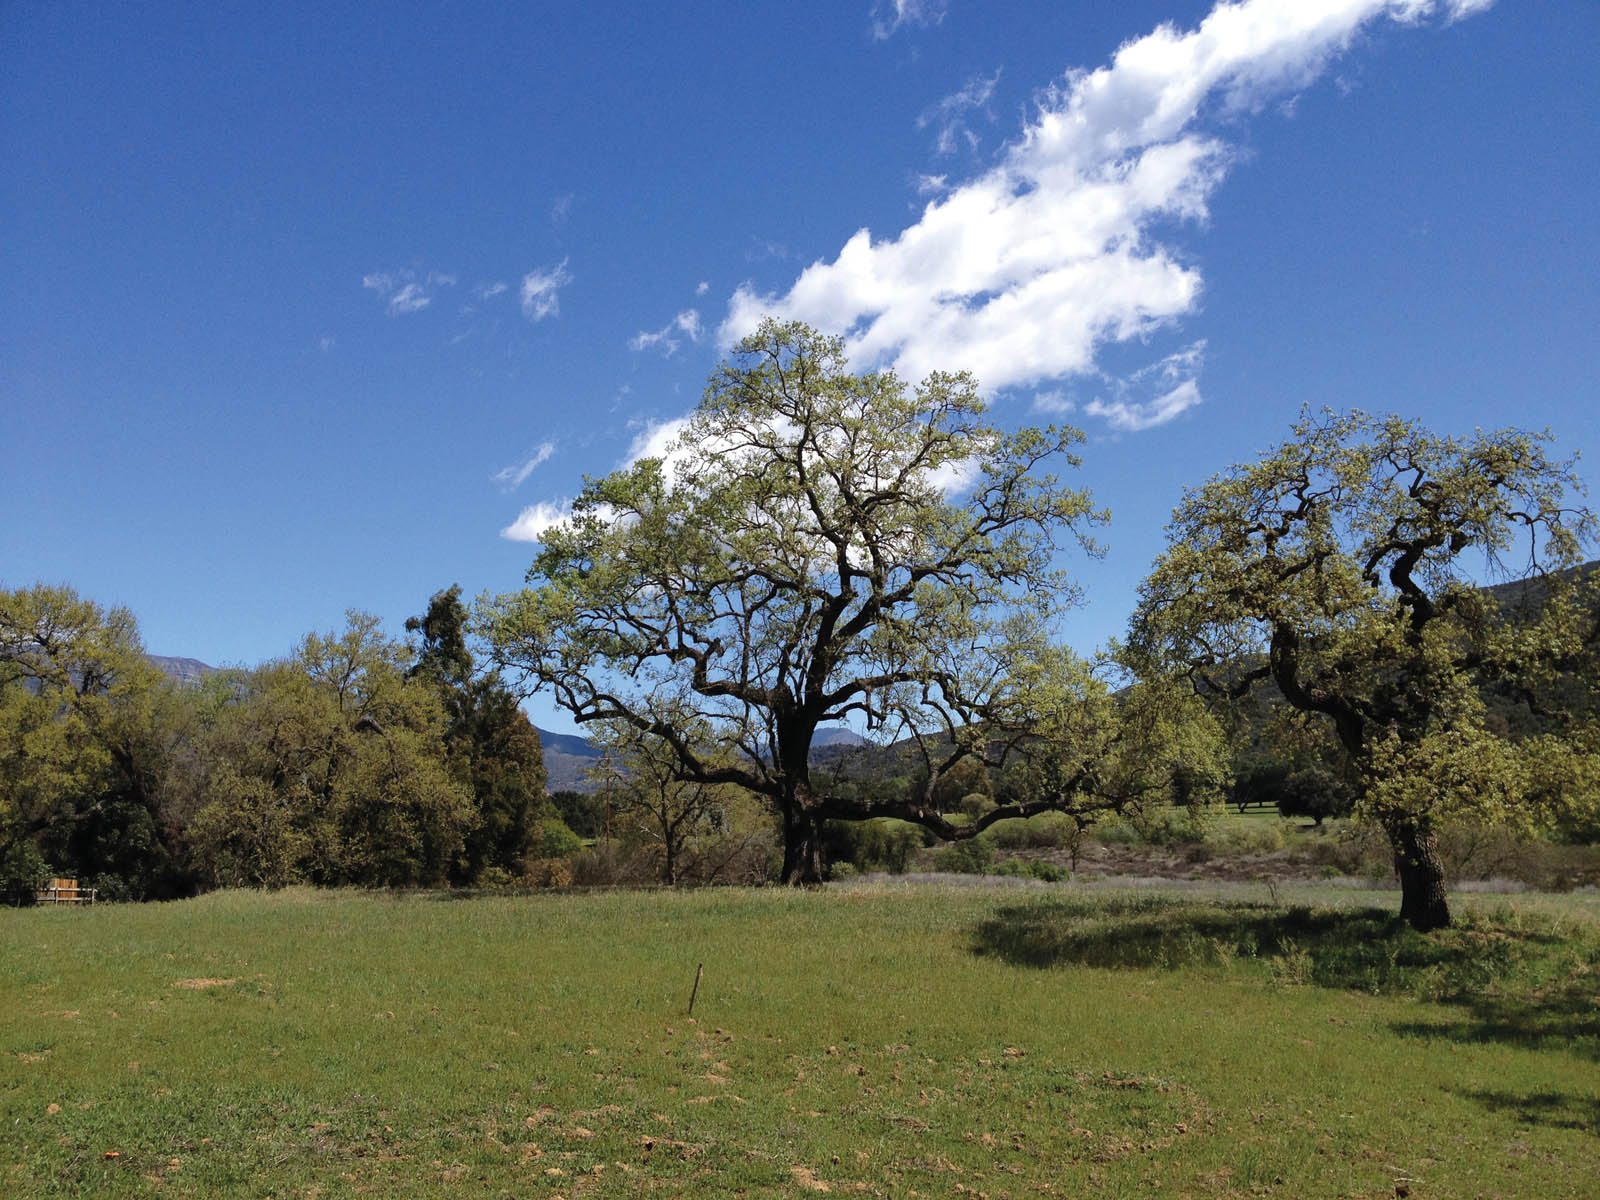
[147,655,218,686]
[535,726,606,792]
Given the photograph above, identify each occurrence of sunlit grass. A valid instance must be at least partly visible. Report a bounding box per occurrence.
[3,884,1597,1196]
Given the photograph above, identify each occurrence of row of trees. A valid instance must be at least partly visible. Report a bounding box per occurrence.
[0,586,546,900]
[8,323,1597,928]
[484,320,1600,930]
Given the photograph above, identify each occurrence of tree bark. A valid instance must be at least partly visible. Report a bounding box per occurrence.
[780,805,825,885]
[1388,818,1451,932]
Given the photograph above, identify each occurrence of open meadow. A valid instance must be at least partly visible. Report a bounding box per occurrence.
[4,883,1598,1198]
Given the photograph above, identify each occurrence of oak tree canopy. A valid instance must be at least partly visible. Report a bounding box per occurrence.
[1130,410,1595,930]
[487,320,1203,882]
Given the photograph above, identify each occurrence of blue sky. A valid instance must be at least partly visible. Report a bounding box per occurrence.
[4,0,1597,734]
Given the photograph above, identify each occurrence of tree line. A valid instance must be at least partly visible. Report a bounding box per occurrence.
[6,322,1598,928]
[0,587,546,900]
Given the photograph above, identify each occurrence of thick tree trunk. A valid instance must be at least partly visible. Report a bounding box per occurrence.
[780,806,825,885]
[1388,819,1451,932]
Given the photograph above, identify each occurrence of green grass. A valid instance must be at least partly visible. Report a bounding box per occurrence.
[3,884,1598,1197]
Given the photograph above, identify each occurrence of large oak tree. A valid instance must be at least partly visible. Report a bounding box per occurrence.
[487,321,1202,882]
[1130,411,1594,930]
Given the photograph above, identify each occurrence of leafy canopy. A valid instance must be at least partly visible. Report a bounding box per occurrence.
[487,320,1113,856]
[1129,408,1594,927]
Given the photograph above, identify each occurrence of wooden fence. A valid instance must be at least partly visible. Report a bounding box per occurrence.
[34,877,96,905]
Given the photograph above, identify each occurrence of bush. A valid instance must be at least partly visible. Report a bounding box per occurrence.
[521,858,574,888]
[1092,816,1142,846]
[992,857,1070,883]
[1124,804,1216,847]
[990,812,1075,850]
[1,841,52,904]
[539,818,585,860]
[474,865,517,891]
[824,818,926,875]
[932,835,995,875]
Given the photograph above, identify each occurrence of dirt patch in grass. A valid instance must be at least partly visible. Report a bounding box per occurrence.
[170,978,238,990]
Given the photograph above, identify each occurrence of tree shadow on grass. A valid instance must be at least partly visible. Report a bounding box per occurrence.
[972,894,1600,1059]
[1451,1087,1600,1134]
[1390,983,1600,1062]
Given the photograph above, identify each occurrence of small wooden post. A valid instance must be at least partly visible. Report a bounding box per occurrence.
[687,963,703,1016]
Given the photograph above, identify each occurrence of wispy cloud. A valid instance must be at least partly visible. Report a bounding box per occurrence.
[551,193,574,225]
[1087,380,1202,433]
[872,0,948,41]
[493,441,556,492]
[363,269,457,315]
[728,0,1493,428]
[918,69,1001,156]
[501,499,575,543]
[1031,388,1071,416]
[521,260,572,321]
[477,281,509,300]
[1083,341,1207,432]
[629,309,704,356]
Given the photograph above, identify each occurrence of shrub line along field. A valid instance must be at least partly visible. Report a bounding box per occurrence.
[3,883,1598,1198]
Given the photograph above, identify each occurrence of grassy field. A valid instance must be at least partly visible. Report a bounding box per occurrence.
[3,883,1598,1198]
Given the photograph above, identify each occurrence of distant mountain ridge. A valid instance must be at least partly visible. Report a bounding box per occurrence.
[147,655,219,686]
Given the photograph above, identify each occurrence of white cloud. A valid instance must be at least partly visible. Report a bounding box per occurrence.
[727,0,1493,421]
[362,269,458,315]
[493,441,556,492]
[918,69,1001,156]
[629,310,705,356]
[696,281,710,296]
[551,193,574,224]
[1081,340,1207,432]
[501,499,576,543]
[1086,379,1203,432]
[623,417,694,470]
[925,455,982,496]
[521,260,572,321]
[872,0,948,41]
[477,281,509,300]
[1031,389,1071,415]
[389,283,429,313]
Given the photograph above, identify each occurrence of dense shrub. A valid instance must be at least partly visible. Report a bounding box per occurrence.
[990,812,1075,850]
[824,818,926,875]
[992,857,1070,883]
[931,835,996,875]
[539,817,585,860]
